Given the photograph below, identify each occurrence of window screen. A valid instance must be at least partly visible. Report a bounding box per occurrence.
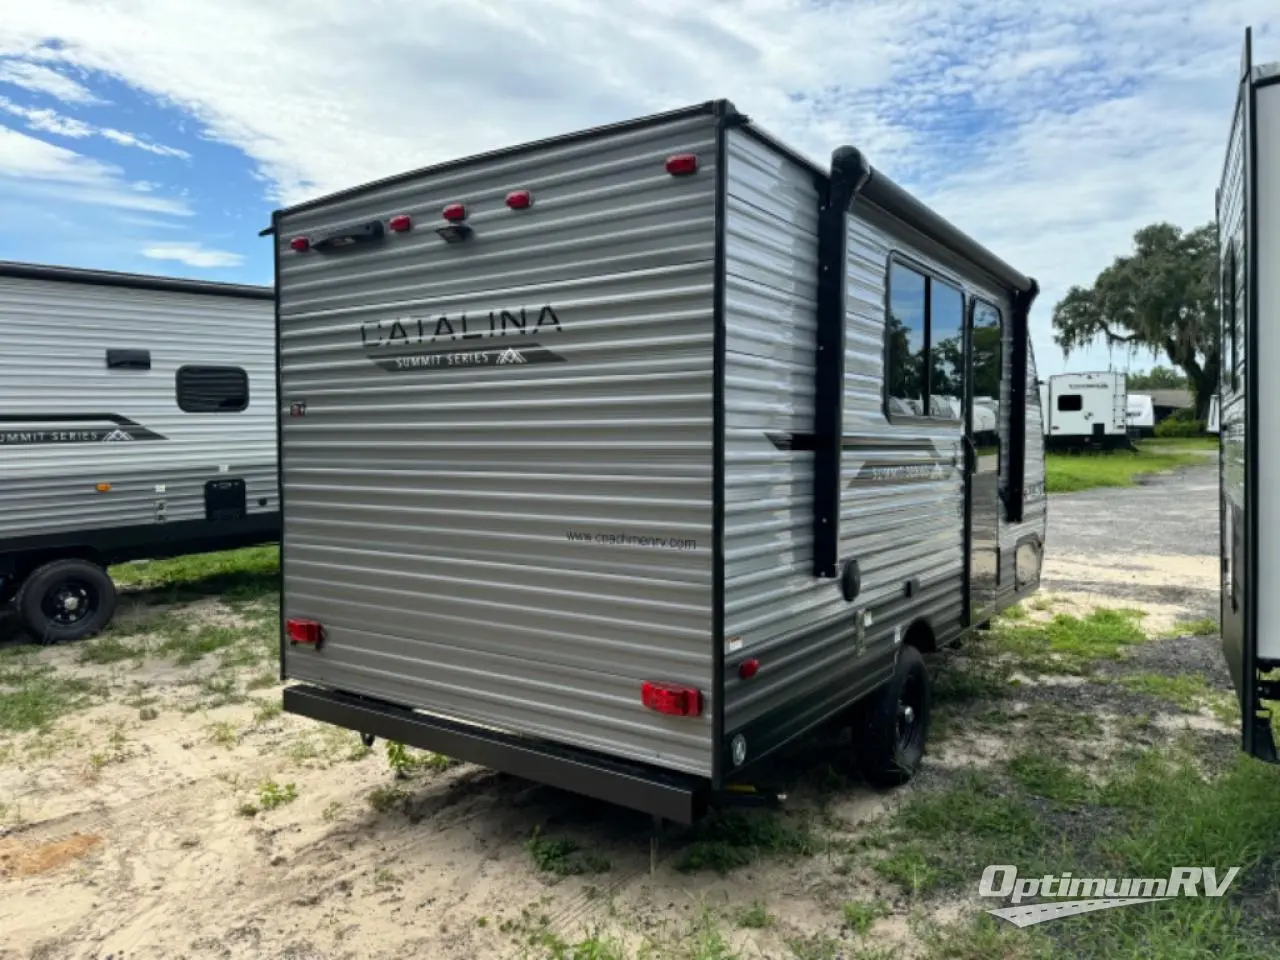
[176,366,249,413]
[1057,394,1083,412]
[887,262,926,412]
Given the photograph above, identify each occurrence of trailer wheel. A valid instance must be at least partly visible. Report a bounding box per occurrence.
[15,559,117,644]
[853,645,930,787]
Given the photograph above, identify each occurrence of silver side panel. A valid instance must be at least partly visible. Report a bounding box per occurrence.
[721,129,1045,735]
[276,113,719,776]
[0,277,277,540]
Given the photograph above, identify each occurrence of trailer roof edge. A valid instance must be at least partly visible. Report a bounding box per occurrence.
[0,261,273,300]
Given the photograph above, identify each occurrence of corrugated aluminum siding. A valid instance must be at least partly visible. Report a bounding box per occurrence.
[722,129,1043,737]
[276,113,719,775]
[0,276,276,538]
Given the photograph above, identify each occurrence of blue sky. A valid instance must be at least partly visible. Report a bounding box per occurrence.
[0,0,1277,376]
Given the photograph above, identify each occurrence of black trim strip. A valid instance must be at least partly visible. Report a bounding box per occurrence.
[812,147,872,579]
[283,685,708,823]
[0,514,279,572]
[0,261,271,300]
[711,102,733,791]
[1005,282,1040,523]
[273,101,725,223]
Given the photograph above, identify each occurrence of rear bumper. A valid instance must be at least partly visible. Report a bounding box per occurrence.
[283,684,709,823]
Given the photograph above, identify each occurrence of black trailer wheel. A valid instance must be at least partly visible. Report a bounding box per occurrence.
[15,559,117,644]
[853,645,931,788]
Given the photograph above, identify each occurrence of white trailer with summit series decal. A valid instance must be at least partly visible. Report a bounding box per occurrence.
[0,262,278,642]
[270,101,1046,822]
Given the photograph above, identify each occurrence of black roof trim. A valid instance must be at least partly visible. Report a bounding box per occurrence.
[838,147,1035,294]
[274,100,726,221]
[0,261,272,300]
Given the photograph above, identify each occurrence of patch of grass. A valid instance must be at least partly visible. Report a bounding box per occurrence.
[206,721,239,747]
[919,915,1051,960]
[1045,448,1204,494]
[321,800,344,822]
[257,779,297,811]
[1163,617,1219,638]
[932,658,1015,704]
[675,810,820,874]
[1005,752,1093,807]
[736,901,775,930]
[238,802,260,818]
[367,784,409,813]
[77,634,145,665]
[1000,603,1029,621]
[373,866,402,890]
[252,700,283,725]
[138,705,160,722]
[0,662,106,732]
[246,670,279,691]
[990,608,1148,674]
[159,624,244,666]
[111,545,279,602]
[787,934,841,960]
[1114,672,1213,710]
[842,899,890,936]
[526,827,610,877]
[384,740,458,776]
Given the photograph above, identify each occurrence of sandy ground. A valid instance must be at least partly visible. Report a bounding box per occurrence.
[0,460,1234,959]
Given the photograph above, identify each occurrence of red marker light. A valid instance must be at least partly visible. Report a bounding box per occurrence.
[738,658,760,680]
[505,190,533,210]
[442,203,466,222]
[388,214,412,232]
[289,236,311,252]
[665,154,698,176]
[286,618,322,645]
[641,681,703,717]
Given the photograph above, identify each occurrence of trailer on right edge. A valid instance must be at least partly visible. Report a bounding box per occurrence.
[1218,26,1280,764]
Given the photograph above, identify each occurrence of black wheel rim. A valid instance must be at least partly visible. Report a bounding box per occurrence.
[40,578,98,627]
[896,672,926,755]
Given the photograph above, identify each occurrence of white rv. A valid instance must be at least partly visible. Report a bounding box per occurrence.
[1042,371,1129,450]
[1218,28,1280,766]
[0,263,278,642]
[1127,393,1156,436]
[268,102,1046,822]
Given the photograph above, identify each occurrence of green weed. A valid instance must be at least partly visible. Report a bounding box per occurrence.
[526,826,610,877]
[736,901,775,929]
[676,810,820,874]
[842,899,890,936]
[257,779,297,810]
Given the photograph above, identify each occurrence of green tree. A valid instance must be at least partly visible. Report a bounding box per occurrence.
[1051,222,1218,418]
[1126,365,1189,391]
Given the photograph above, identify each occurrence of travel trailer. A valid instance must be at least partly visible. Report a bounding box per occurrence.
[1126,393,1156,437]
[1218,28,1279,765]
[269,101,1047,822]
[0,262,278,642]
[1041,371,1129,450]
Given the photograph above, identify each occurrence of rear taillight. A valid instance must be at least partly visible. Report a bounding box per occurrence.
[388,214,412,232]
[442,203,466,222]
[505,190,533,210]
[641,681,702,717]
[289,236,311,252]
[665,154,698,176]
[287,618,322,646]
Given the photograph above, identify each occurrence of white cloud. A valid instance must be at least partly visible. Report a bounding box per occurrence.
[141,241,243,268]
[0,1,1278,372]
[0,95,188,157]
[0,125,189,214]
[0,58,100,103]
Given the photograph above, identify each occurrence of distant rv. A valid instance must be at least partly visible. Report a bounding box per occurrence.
[1040,371,1129,450]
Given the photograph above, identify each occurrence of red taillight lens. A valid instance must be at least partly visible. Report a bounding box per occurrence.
[738,658,760,680]
[641,681,702,717]
[442,203,466,222]
[388,214,412,232]
[505,190,532,210]
[286,618,322,645]
[289,236,311,252]
[665,153,698,176]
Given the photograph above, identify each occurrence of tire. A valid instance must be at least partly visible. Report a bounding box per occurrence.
[852,645,931,788]
[15,558,117,644]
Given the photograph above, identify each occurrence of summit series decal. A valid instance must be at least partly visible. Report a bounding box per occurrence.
[360,305,566,372]
[0,414,167,446]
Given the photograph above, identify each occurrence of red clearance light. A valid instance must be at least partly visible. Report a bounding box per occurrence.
[388,214,412,232]
[641,681,702,717]
[289,236,311,252]
[442,203,466,222]
[505,190,533,210]
[665,153,698,176]
[738,658,760,680]
[286,618,322,645]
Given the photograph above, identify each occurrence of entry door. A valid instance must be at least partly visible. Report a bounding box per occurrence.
[967,299,1004,621]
